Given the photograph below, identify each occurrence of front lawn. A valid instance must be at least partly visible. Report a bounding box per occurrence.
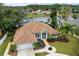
[49,35,79,56]
[0,32,14,56]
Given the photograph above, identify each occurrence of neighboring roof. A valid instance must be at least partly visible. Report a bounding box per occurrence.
[13,22,58,44]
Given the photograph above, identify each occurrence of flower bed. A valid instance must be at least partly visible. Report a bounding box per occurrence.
[33,40,45,50]
[47,34,59,42]
[8,44,17,56]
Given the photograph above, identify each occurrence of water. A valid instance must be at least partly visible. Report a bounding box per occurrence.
[21,17,51,24]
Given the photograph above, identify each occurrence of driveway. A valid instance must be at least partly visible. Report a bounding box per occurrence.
[17,48,34,56]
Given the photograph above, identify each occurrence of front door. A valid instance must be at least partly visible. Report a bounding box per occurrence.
[35,33,41,41]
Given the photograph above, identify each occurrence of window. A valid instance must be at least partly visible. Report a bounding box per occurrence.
[42,33,46,39]
[74,16,77,19]
[35,33,41,40]
[35,33,40,37]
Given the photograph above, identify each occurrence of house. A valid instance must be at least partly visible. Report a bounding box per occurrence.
[32,9,42,14]
[13,22,58,50]
[57,9,79,27]
[31,9,51,15]
[35,9,42,14]
[41,10,51,14]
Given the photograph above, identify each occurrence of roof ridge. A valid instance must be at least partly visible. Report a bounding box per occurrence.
[31,23,37,33]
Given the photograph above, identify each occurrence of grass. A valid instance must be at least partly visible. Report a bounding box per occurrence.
[35,52,49,56]
[49,35,79,56]
[0,33,13,56]
[26,13,49,18]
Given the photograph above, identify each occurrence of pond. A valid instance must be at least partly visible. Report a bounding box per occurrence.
[18,17,51,26]
[30,17,51,23]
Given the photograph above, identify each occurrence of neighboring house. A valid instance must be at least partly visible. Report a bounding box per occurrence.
[41,10,51,14]
[13,22,58,50]
[57,7,79,21]
[57,11,79,27]
[35,9,42,14]
[32,9,41,14]
[32,9,51,15]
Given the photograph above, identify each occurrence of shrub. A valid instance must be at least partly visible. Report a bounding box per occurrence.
[48,47,52,51]
[33,40,45,50]
[8,44,17,56]
[47,34,58,42]
[48,35,53,40]
[33,42,40,49]
[58,34,69,42]
[9,44,16,52]
[74,28,79,36]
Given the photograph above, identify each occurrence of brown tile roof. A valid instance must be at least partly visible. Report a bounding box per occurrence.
[22,22,58,34]
[13,28,37,44]
[13,22,58,44]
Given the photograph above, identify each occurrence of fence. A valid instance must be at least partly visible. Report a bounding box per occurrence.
[0,32,8,45]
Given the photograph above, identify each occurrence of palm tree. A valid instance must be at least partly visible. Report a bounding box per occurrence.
[59,23,75,37]
[50,9,58,29]
[60,5,72,20]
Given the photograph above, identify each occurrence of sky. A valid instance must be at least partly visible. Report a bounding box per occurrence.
[1,0,79,6]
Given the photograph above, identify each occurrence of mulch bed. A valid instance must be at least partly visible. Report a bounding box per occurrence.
[8,51,17,56]
[33,40,46,50]
[47,36,69,42]
[0,33,5,40]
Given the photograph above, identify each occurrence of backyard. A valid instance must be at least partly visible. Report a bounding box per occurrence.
[49,35,79,56]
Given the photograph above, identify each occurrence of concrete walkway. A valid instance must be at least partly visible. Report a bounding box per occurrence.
[34,46,56,53]
[34,39,56,54]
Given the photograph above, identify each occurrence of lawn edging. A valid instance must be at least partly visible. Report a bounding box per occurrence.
[4,42,13,56]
